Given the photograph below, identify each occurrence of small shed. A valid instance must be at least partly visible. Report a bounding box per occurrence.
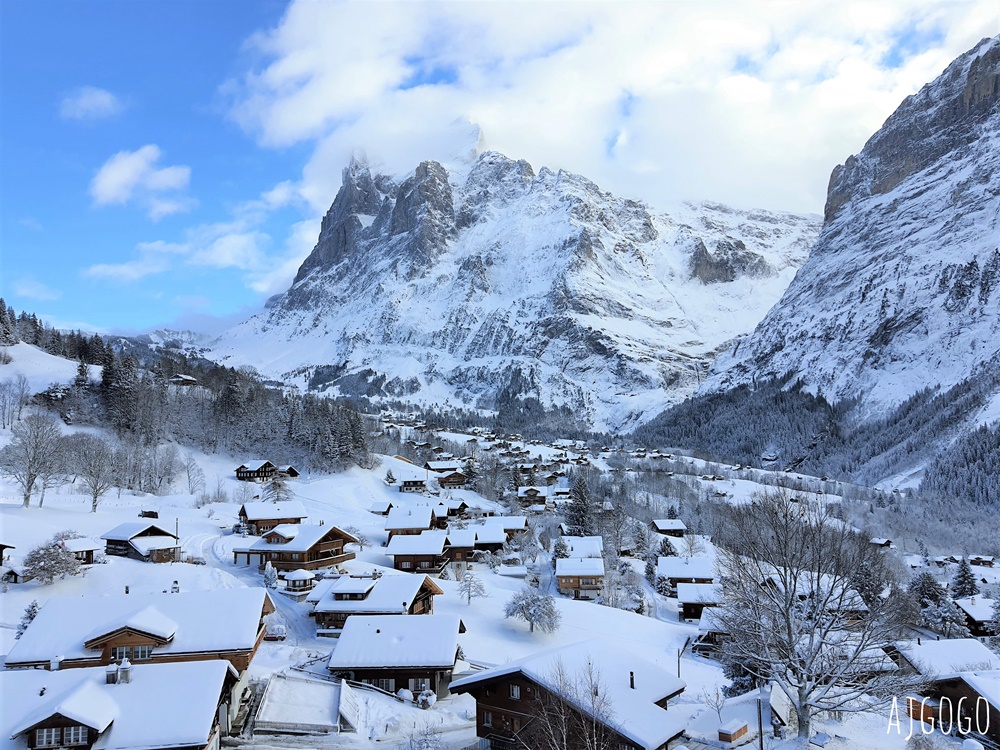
[284,569,316,592]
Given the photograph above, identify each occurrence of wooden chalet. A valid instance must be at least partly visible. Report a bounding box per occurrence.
[327,614,465,699]
[0,539,14,563]
[234,459,279,482]
[57,537,102,565]
[424,459,461,473]
[385,530,449,574]
[651,518,687,537]
[238,500,308,534]
[954,596,998,637]
[101,522,180,563]
[435,470,469,489]
[555,557,605,600]
[444,528,478,562]
[4,588,274,727]
[450,640,687,750]
[656,557,715,592]
[398,476,428,493]
[2,661,236,750]
[167,373,199,386]
[311,574,442,631]
[677,583,724,621]
[970,554,996,567]
[385,506,436,539]
[233,524,357,573]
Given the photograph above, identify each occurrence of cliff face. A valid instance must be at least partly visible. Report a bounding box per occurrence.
[706,36,1000,410]
[211,151,819,431]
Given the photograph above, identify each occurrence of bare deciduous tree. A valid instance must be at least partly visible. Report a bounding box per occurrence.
[521,658,617,750]
[714,491,924,739]
[0,411,63,507]
[72,434,116,512]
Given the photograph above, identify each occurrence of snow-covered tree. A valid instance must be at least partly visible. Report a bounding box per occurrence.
[15,600,40,639]
[644,556,657,586]
[458,571,488,605]
[988,597,1000,637]
[566,477,595,536]
[343,525,369,551]
[714,491,922,740]
[263,561,278,589]
[951,558,980,599]
[922,599,971,638]
[0,412,63,507]
[23,542,81,585]
[385,468,395,484]
[908,572,946,608]
[657,537,676,558]
[504,588,561,634]
[262,473,293,504]
[551,537,570,570]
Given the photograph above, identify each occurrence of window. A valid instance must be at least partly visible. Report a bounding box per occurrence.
[419,560,431,568]
[509,684,521,700]
[111,646,130,661]
[63,726,88,745]
[291,553,301,561]
[370,678,394,692]
[581,578,595,585]
[133,645,152,660]
[401,561,413,569]
[483,710,493,727]
[35,728,60,747]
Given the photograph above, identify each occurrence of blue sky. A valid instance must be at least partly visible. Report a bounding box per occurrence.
[1,1,996,336]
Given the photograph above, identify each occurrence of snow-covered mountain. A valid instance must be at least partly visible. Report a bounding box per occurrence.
[706,36,1000,411]
[210,151,819,431]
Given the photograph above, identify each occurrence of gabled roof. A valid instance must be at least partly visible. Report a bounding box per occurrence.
[240,524,357,553]
[564,535,604,558]
[676,583,724,605]
[954,596,996,623]
[445,528,478,548]
[892,639,1000,679]
[385,531,447,557]
[314,574,442,614]
[6,588,270,667]
[450,640,687,750]
[239,500,307,522]
[425,460,461,472]
[327,614,462,670]
[237,459,275,471]
[2,661,232,750]
[101,522,177,542]
[85,605,179,647]
[129,536,181,555]
[556,557,605,577]
[657,557,715,580]
[59,538,103,553]
[385,506,434,531]
[652,519,687,531]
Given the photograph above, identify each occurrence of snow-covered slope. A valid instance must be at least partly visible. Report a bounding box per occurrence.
[706,36,1000,410]
[210,152,819,431]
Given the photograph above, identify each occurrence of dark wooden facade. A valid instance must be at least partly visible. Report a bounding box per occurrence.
[390,553,448,574]
[314,579,440,630]
[233,527,357,573]
[235,461,278,482]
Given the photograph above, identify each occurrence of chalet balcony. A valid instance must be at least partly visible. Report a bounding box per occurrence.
[258,550,356,572]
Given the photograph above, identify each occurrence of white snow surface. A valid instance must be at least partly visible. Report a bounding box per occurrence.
[327,614,462,669]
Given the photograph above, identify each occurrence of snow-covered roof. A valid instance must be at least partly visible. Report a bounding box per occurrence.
[697,607,726,634]
[676,583,724,605]
[893,639,1000,679]
[657,557,715,580]
[240,500,307,521]
[563,535,604,558]
[652,519,687,531]
[385,506,434,531]
[327,615,462,670]
[954,596,995,622]
[101,522,176,542]
[445,528,478,548]
[59,538,103,553]
[467,523,506,545]
[6,588,269,666]
[493,515,527,531]
[450,640,687,750]
[129,536,181,555]
[962,670,1000,711]
[284,569,316,581]
[240,524,357,554]
[2,661,232,750]
[238,459,274,471]
[556,557,605,577]
[305,576,341,604]
[315,574,441,615]
[426,460,460,472]
[870,537,892,545]
[369,500,393,513]
[516,485,549,497]
[385,531,447,557]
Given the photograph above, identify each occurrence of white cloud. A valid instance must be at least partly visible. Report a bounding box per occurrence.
[60,86,123,120]
[90,145,193,219]
[226,0,1000,215]
[12,277,61,301]
[83,240,189,283]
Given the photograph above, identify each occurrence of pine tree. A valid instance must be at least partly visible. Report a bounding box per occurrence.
[952,558,980,599]
[987,597,1000,636]
[908,572,945,608]
[15,600,40,639]
[567,477,594,535]
[551,537,569,570]
[657,537,677,558]
[385,468,395,484]
[666,504,678,520]
[74,359,89,389]
[922,599,971,638]
[644,556,657,586]
[263,561,278,589]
